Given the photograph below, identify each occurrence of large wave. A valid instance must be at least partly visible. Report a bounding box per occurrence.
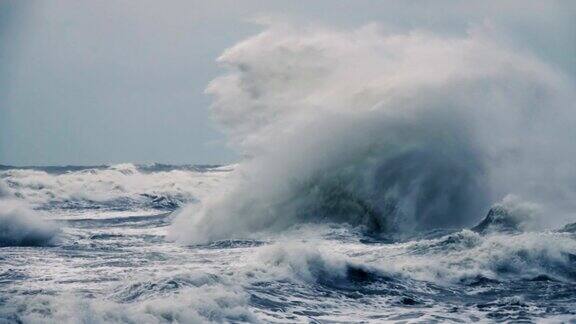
[171,23,576,244]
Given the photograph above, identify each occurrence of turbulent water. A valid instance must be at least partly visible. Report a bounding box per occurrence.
[3,23,576,323]
[0,164,575,323]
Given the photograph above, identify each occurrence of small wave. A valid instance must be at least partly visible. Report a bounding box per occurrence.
[0,181,59,247]
[253,242,388,286]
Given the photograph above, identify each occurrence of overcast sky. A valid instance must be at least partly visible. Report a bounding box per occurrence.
[1,0,574,166]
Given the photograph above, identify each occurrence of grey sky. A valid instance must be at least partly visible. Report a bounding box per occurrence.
[1,0,574,166]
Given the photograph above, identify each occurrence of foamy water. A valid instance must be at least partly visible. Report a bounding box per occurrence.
[1,164,575,323]
[2,22,576,323]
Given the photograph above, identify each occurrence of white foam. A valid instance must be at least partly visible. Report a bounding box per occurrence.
[6,285,256,324]
[0,180,59,246]
[0,164,230,209]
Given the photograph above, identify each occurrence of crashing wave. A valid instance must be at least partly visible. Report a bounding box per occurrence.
[471,195,540,234]
[170,23,576,244]
[254,242,383,285]
[0,180,59,246]
[472,206,521,234]
[251,230,576,289]
[0,200,59,246]
[394,230,576,283]
[0,163,229,211]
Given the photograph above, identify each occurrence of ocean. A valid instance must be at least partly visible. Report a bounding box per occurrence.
[1,163,575,323]
[3,19,576,324]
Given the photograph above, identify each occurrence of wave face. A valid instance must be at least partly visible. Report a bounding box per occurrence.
[170,24,576,244]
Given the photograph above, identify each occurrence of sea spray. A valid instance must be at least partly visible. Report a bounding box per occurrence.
[170,23,576,244]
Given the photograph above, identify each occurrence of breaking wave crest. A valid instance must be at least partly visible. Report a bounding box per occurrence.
[0,180,59,246]
[171,23,576,244]
[252,223,576,284]
[0,163,230,212]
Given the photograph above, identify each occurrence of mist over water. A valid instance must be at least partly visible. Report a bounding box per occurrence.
[171,23,576,244]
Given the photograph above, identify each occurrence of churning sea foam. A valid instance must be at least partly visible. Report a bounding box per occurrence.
[0,163,230,210]
[170,23,576,244]
[0,179,59,246]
